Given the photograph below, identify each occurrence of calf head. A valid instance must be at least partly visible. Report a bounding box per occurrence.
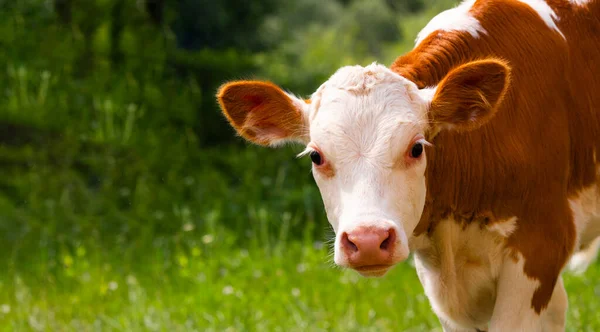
[217,60,510,277]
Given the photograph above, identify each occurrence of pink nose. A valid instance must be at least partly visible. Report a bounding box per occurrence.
[341,226,396,268]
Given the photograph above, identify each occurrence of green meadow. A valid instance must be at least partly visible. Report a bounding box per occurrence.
[0,0,598,331]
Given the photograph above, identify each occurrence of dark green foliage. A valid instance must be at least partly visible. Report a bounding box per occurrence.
[0,0,466,254]
[174,0,280,51]
[0,0,468,247]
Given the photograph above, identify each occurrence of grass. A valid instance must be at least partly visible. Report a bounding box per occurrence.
[0,221,598,331]
[0,229,439,331]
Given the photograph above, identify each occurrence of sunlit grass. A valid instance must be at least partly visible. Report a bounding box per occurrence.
[0,222,598,331]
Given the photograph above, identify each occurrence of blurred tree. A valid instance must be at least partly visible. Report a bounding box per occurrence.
[255,0,404,95]
[258,0,343,48]
[1,0,437,146]
[145,0,165,25]
[342,0,403,56]
[386,0,425,13]
[0,0,460,239]
[0,0,442,148]
[54,0,72,24]
[110,0,125,65]
[172,0,280,51]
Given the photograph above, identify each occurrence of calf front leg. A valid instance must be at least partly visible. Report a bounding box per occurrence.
[489,266,567,332]
[489,201,575,332]
[542,276,567,332]
[489,254,554,332]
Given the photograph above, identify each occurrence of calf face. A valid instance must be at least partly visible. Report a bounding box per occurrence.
[217,60,510,277]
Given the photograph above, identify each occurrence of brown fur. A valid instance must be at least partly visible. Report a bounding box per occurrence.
[392,0,600,313]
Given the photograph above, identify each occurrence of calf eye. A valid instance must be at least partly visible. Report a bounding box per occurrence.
[310,150,323,165]
[410,143,424,158]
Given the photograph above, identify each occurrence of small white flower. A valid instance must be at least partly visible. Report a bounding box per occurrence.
[222,286,234,295]
[368,309,376,319]
[291,288,300,297]
[0,304,10,314]
[80,272,91,283]
[296,263,306,273]
[108,281,118,291]
[202,234,214,244]
[126,275,138,285]
[182,223,194,232]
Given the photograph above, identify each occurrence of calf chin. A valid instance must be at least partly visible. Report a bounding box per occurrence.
[354,264,396,278]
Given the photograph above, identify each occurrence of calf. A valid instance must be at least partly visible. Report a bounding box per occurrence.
[216,0,600,330]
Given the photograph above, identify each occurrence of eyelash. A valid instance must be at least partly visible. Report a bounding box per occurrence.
[299,145,326,166]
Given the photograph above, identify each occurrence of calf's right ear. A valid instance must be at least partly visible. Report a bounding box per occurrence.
[217,81,310,147]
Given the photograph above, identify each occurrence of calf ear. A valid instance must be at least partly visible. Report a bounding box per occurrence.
[427,59,511,132]
[217,81,310,146]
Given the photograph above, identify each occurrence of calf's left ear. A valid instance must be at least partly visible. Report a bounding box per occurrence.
[217,81,310,146]
[426,59,511,132]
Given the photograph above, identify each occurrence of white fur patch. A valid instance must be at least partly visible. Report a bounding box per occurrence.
[541,276,568,330]
[567,183,600,274]
[413,219,507,330]
[569,236,600,275]
[487,217,518,237]
[569,185,600,247]
[415,0,487,46]
[489,252,544,330]
[322,62,411,94]
[516,0,566,40]
[568,0,593,6]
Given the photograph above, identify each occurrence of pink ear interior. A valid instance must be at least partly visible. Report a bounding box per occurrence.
[243,94,265,109]
[217,80,306,146]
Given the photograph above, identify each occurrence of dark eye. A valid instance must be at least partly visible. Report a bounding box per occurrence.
[410,143,424,158]
[310,150,323,165]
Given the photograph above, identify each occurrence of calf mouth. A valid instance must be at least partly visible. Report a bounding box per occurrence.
[353,264,393,277]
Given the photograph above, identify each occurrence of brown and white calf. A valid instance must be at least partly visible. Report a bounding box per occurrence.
[216,0,600,330]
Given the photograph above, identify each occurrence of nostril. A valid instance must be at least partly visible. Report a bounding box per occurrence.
[379,229,396,251]
[380,236,390,250]
[342,232,358,253]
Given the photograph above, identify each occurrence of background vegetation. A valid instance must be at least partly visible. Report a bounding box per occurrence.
[0,0,598,330]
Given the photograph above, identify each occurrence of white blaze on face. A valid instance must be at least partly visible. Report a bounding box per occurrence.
[303,63,431,266]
